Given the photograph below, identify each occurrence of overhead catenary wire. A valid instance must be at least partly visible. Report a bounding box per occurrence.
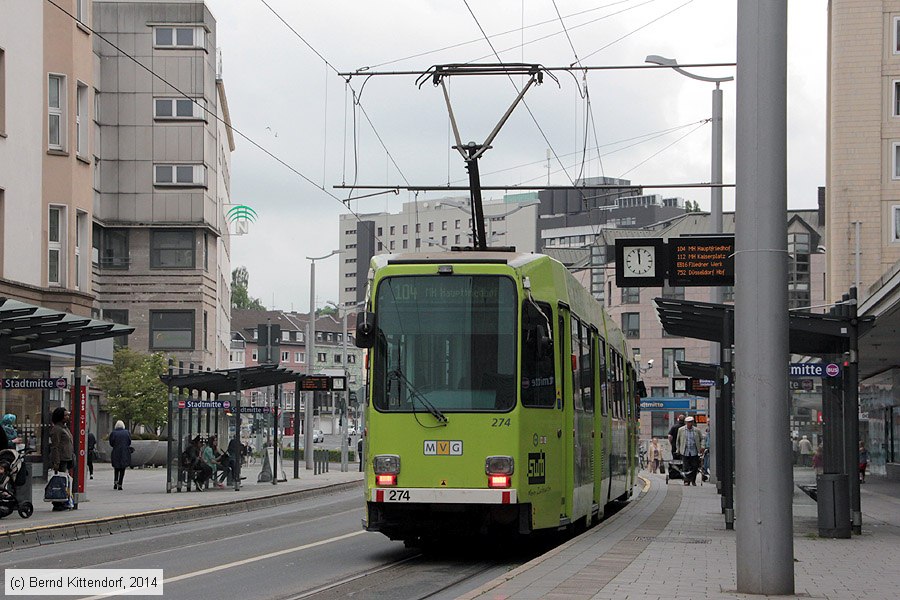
[43,0,386,248]
[257,0,411,189]
[616,120,709,178]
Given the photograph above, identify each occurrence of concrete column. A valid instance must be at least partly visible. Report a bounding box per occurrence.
[735,0,794,595]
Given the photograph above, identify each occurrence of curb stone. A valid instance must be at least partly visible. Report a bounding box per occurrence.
[0,480,361,553]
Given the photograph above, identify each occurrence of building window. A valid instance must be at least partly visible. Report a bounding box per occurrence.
[402,239,408,249]
[317,352,327,362]
[621,287,640,304]
[294,352,303,363]
[389,241,395,250]
[622,312,640,338]
[441,236,447,245]
[334,354,342,364]
[48,74,65,150]
[103,309,129,348]
[455,219,460,229]
[202,310,208,350]
[894,81,900,117]
[0,48,5,135]
[154,97,204,120]
[95,228,129,269]
[75,211,88,291]
[154,26,205,49]
[390,226,395,235]
[402,224,408,234]
[76,0,87,23]
[428,222,434,232]
[442,221,447,230]
[377,242,382,251]
[282,331,290,342]
[154,164,206,187]
[377,227,383,236]
[251,350,258,362]
[722,285,735,302]
[76,82,88,158]
[202,231,209,272]
[150,310,194,350]
[662,285,684,300]
[455,235,460,244]
[48,206,65,285]
[894,206,900,242]
[662,348,685,377]
[281,351,289,362]
[415,238,421,248]
[347,354,356,364]
[895,17,900,54]
[415,223,421,233]
[150,230,195,268]
[651,386,668,398]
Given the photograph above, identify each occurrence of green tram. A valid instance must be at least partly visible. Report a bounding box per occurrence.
[355,250,641,543]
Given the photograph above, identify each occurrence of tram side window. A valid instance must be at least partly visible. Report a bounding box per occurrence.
[598,338,608,416]
[570,316,583,411]
[581,326,594,413]
[521,301,556,408]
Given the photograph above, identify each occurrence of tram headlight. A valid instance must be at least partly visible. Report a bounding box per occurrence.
[374,454,400,487]
[485,456,514,475]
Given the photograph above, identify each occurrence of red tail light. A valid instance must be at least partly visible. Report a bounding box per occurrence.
[488,474,510,488]
[376,474,397,486]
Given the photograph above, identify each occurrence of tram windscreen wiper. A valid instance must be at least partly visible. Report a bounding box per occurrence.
[389,368,448,425]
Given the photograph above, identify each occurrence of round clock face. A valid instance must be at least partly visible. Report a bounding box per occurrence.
[624,247,655,276]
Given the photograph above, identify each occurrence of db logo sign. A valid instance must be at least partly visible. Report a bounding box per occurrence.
[825,363,841,377]
[56,378,68,389]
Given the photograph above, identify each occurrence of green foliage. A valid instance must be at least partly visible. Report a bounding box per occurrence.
[316,304,338,317]
[94,348,170,433]
[232,266,266,310]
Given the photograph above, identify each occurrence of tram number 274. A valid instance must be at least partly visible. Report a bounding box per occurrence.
[386,490,411,502]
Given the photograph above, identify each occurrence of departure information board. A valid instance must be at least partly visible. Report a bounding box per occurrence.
[668,236,735,287]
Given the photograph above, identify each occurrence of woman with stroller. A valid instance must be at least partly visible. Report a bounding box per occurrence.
[108,421,132,490]
[47,407,73,511]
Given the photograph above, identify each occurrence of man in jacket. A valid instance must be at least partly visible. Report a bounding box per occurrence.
[676,416,704,486]
[48,407,74,510]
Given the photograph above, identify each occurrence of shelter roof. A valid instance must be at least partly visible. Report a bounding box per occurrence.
[654,298,874,356]
[160,364,299,395]
[0,297,134,357]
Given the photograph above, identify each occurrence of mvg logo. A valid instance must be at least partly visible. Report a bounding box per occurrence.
[423,440,463,455]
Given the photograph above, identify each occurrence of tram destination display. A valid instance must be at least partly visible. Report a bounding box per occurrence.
[667,236,735,287]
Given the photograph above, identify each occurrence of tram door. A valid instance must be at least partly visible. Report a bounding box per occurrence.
[569,311,594,523]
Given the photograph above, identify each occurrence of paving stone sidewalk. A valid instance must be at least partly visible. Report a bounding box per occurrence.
[1,461,363,535]
[462,472,900,600]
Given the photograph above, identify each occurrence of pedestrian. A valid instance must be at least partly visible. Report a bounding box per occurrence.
[668,414,685,459]
[2,414,19,448]
[357,436,364,472]
[799,435,813,467]
[812,443,824,475]
[202,436,224,489]
[48,407,74,511]
[86,431,97,479]
[859,441,869,484]
[792,435,800,465]
[648,438,662,473]
[108,421,132,490]
[676,416,704,486]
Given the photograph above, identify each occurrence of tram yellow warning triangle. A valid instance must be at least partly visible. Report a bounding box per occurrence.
[440,479,448,487]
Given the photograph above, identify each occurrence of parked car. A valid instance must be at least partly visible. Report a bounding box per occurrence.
[313,430,324,443]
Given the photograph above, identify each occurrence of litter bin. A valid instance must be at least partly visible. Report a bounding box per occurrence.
[816,473,850,538]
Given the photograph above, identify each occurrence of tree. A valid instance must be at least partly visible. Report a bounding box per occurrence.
[317,304,338,317]
[232,266,265,310]
[94,348,170,433]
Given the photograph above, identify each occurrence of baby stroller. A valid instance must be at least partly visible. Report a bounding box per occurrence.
[666,456,685,484]
[0,447,34,519]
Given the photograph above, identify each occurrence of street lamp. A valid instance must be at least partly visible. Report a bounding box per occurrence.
[646,54,732,480]
[304,250,342,470]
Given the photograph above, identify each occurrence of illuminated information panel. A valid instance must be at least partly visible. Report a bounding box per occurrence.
[668,236,735,287]
[299,375,346,391]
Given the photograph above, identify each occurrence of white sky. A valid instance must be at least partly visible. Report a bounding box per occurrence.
[206,0,828,312]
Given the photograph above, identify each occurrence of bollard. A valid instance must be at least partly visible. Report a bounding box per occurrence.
[817,473,851,538]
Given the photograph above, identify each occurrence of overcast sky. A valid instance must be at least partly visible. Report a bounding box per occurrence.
[206,0,827,312]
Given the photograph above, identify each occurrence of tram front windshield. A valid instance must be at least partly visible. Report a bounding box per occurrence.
[373,275,517,413]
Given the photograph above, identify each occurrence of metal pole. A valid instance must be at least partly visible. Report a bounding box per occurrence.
[293,379,301,478]
[709,84,724,483]
[272,383,279,485]
[166,359,174,493]
[847,287,861,534]
[233,370,242,491]
[721,309,734,530]
[72,341,82,508]
[305,261,316,470]
[340,310,349,472]
[735,1,793,594]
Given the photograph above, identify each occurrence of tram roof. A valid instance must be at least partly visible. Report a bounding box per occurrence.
[160,364,300,394]
[376,250,546,269]
[654,298,875,356]
[0,297,134,357]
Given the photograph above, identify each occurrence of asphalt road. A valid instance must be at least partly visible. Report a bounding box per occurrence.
[1,486,542,600]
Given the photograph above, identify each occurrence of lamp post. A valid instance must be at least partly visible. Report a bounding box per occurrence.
[646,54,732,481]
[305,250,342,470]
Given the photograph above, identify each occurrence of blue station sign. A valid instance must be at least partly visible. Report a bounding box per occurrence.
[639,398,694,411]
[789,363,841,378]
